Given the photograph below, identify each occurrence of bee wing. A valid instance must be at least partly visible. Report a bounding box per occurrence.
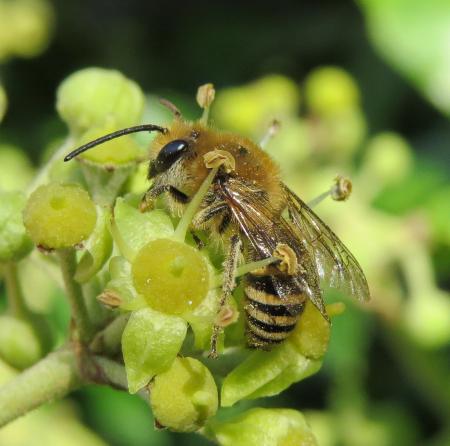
[219,177,328,319]
[283,185,370,302]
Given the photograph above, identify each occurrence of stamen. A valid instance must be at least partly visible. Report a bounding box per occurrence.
[259,119,281,148]
[197,83,215,125]
[307,175,353,208]
[173,167,218,242]
[273,243,298,275]
[210,256,278,289]
[204,149,236,173]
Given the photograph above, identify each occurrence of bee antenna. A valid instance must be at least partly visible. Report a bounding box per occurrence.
[159,98,182,118]
[63,124,168,162]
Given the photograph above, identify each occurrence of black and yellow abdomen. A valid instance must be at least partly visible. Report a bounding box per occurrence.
[244,272,306,349]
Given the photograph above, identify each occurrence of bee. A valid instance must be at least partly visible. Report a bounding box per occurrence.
[65,98,370,357]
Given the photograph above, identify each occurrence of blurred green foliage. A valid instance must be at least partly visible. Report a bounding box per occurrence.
[0,0,449,445]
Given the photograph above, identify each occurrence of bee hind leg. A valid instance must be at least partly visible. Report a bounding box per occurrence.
[209,234,242,358]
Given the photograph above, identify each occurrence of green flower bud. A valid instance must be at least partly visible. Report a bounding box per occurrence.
[311,108,367,159]
[206,408,317,446]
[149,357,218,432]
[122,307,187,393]
[132,239,210,315]
[404,289,450,348]
[0,315,43,369]
[364,132,413,185]
[0,0,54,61]
[23,183,97,249]
[305,66,359,116]
[0,145,34,191]
[214,75,300,135]
[56,68,145,136]
[0,191,33,262]
[0,84,7,121]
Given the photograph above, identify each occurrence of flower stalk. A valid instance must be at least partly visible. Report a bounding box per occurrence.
[57,248,94,343]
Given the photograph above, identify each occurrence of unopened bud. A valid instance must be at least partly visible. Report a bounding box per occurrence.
[149,356,218,432]
[56,68,145,136]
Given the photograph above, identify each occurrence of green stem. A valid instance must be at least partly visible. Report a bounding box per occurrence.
[57,248,94,343]
[0,349,147,428]
[3,262,30,318]
[174,167,218,242]
[94,356,148,401]
[0,349,82,428]
[211,256,277,288]
[200,107,210,125]
[307,189,332,208]
[81,163,134,207]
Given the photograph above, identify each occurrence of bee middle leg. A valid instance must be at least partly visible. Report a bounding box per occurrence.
[209,234,242,358]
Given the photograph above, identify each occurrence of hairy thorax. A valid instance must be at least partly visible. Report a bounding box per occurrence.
[150,120,286,222]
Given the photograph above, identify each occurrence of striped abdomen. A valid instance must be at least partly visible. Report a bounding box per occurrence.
[244,272,306,349]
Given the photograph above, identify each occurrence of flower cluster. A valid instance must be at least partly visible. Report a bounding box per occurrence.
[0,67,340,443]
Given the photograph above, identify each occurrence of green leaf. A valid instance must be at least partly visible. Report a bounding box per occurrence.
[184,289,221,350]
[221,342,320,407]
[74,206,113,283]
[205,408,318,446]
[102,256,146,311]
[358,0,450,116]
[248,357,321,400]
[122,307,187,394]
[111,197,174,261]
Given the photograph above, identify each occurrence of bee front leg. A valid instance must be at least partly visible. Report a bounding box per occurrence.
[209,234,242,358]
[140,184,189,212]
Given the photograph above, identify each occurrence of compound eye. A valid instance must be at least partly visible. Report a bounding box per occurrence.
[153,139,188,174]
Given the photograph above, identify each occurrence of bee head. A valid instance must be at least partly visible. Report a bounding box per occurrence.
[148,120,204,180]
[148,139,189,178]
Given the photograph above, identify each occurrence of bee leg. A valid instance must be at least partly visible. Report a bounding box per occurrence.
[190,231,205,250]
[140,185,189,211]
[191,201,227,227]
[209,234,242,358]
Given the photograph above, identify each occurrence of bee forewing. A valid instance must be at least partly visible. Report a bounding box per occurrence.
[218,177,327,318]
[283,185,370,303]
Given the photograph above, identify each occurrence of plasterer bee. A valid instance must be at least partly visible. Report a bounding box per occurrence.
[65,94,370,357]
